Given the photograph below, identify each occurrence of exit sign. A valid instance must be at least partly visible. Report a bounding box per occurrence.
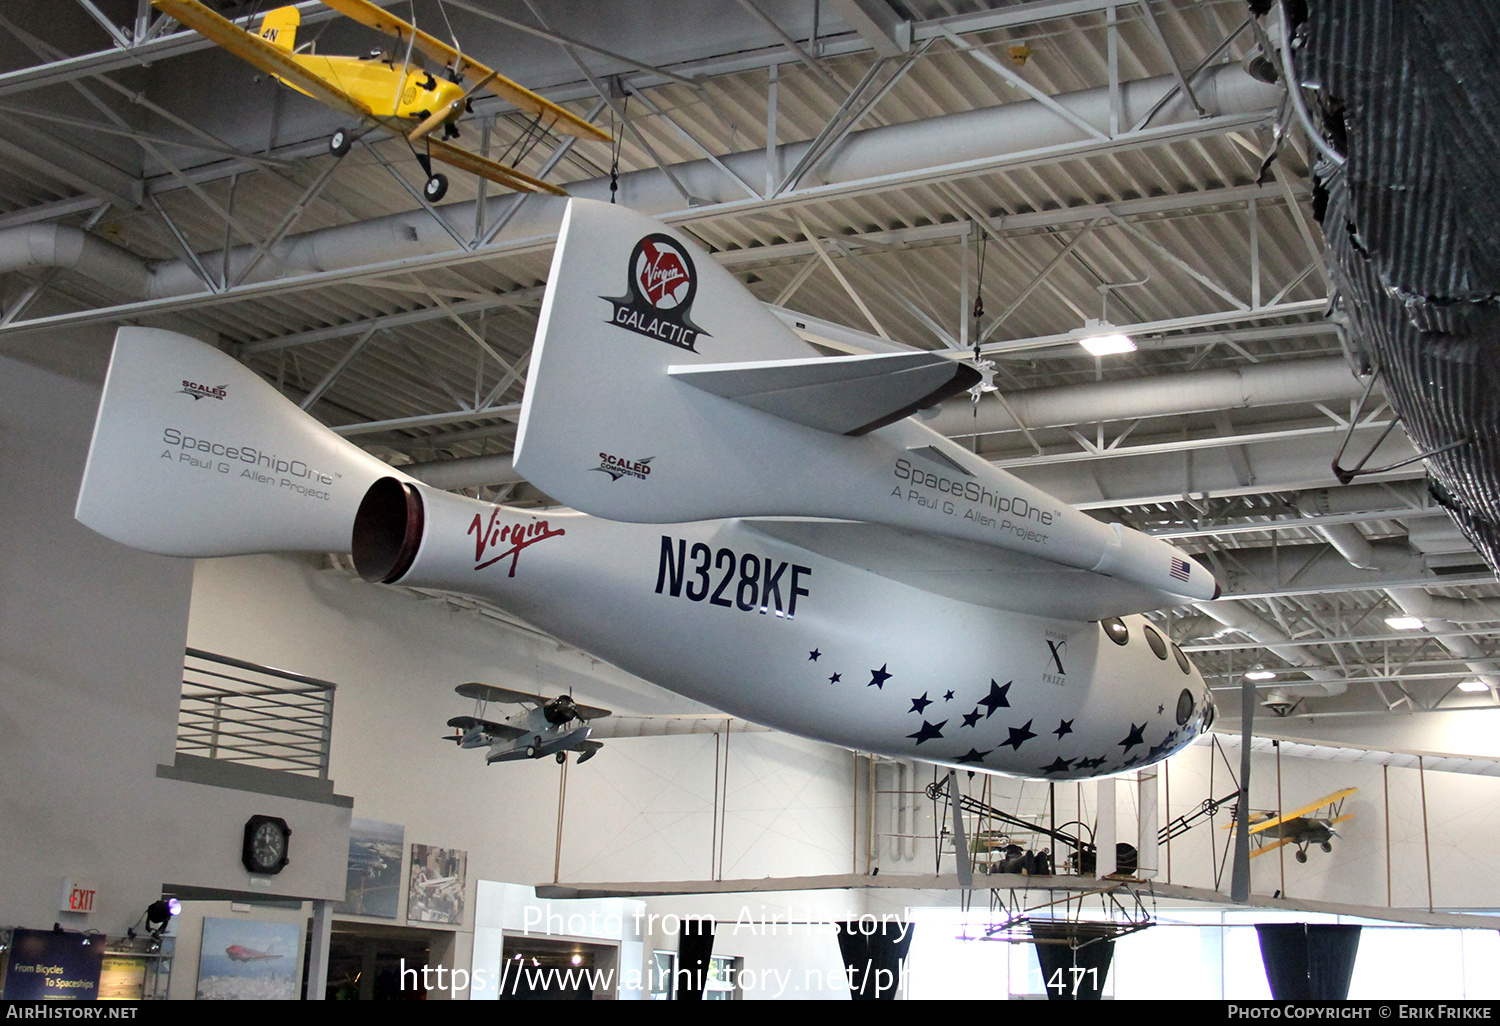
[58,878,98,914]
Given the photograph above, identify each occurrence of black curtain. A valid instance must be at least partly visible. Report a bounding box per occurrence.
[1029,924,1113,1000]
[674,918,715,1000]
[1256,923,1361,1000]
[835,921,915,1000]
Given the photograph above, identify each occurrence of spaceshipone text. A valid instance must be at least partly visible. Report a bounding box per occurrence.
[892,457,1054,542]
[160,427,336,500]
[655,536,811,618]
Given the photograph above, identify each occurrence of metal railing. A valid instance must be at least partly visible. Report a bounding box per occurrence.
[178,648,336,778]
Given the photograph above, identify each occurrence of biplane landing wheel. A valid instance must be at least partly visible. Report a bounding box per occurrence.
[329,128,351,157]
[555,752,567,764]
[424,174,448,202]
[1320,841,1332,853]
[525,743,538,759]
[1295,849,1308,863]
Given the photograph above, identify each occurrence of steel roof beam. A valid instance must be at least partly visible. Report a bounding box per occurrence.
[826,0,911,58]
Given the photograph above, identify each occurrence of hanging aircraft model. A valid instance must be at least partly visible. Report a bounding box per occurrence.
[1234,787,1357,863]
[76,199,1221,782]
[152,0,609,201]
[447,682,610,765]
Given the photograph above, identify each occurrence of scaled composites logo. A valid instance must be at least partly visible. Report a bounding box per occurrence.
[179,379,227,401]
[602,233,710,351]
[591,452,653,482]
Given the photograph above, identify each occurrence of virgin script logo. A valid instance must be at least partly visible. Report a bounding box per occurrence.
[468,509,565,577]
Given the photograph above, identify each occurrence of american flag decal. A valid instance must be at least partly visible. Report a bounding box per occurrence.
[1169,557,1192,583]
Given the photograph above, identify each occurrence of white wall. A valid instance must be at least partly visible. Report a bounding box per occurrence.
[0,354,347,944]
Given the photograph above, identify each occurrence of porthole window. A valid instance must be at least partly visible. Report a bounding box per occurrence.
[1202,692,1216,730]
[1143,624,1168,660]
[1176,688,1195,725]
[1102,617,1129,646]
[1172,643,1192,675]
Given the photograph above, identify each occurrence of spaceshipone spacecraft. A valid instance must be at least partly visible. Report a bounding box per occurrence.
[76,199,1216,780]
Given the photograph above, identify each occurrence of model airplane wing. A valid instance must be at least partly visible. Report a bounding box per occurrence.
[671,352,980,436]
[422,137,568,196]
[445,714,526,740]
[152,0,375,120]
[1244,787,1358,835]
[586,715,772,738]
[320,0,610,142]
[454,682,610,720]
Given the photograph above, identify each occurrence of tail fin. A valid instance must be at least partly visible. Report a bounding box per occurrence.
[513,199,976,523]
[257,6,299,51]
[76,327,402,557]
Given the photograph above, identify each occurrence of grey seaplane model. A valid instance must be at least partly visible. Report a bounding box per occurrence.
[75,200,1219,783]
[447,683,610,765]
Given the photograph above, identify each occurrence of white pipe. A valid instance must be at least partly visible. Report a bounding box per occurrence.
[1193,600,1347,696]
[0,65,1281,300]
[927,357,1369,437]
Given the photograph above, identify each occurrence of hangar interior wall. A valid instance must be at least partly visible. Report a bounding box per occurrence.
[6,347,1500,1000]
[0,354,350,941]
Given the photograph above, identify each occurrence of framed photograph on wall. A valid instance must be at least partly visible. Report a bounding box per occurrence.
[407,844,466,925]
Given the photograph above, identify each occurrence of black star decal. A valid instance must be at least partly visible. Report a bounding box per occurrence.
[1157,703,1165,714]
[999,719,1036,750]
[955,748,991,764]
[961,709,982,728]
[868,664,893,689]
[828,672,842,684]
[1121,753,1145,770]
[1118,722,1147,751]
[944,690,955,702]
[809,649,821,661]
[978,679,1012,718]
[909,692,932,714]
[1076,755,1108,770]
[1053,719,1074,739]
[1040,755,1073,775]
[906,719,946,745]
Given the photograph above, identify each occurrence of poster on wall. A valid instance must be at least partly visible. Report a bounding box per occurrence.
[335,817,405,918]
[97,955,147,1000]
[1,928,104,1000]
[407,843,466,925]
[196,917,301,1000]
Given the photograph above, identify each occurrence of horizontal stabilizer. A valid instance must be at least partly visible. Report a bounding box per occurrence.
[76,327,403,557]
[670,351,980,436]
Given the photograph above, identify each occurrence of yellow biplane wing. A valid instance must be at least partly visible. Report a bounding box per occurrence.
[1225,786,1358,835]
[320,0,611,143]
[424,137,566,196]
[152,0,374,121]
[1248,813,1355,858]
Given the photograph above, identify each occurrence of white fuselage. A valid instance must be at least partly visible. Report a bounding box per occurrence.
[384,490,1214,780]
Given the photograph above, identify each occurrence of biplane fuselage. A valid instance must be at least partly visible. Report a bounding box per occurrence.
[277,53,467,125]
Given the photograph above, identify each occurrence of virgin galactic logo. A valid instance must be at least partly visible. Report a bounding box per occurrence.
[602,233,710,351]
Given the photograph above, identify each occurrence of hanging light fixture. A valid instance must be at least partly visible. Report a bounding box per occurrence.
[1076,318,1136,355]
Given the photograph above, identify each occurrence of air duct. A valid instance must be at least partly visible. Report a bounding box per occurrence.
[1193,600,1347,697]
[0,65,1281,301]
[925,357,1370,438]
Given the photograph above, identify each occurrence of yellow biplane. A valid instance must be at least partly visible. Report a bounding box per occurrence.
[1230,786,1357,864]
[153,0,610,201]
